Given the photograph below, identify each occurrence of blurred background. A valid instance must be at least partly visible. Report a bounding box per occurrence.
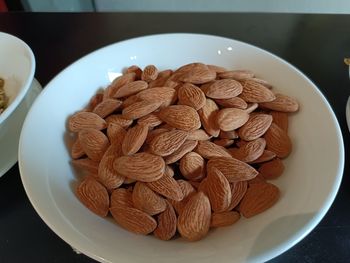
[1,0,350,13]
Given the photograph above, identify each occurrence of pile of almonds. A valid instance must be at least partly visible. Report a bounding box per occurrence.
[68,63,299,241]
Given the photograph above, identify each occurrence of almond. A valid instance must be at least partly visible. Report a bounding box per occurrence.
[159,105,201,131]
[213,138,234,148]
[78,129,110,162]
[248,173,266,185]
[132,182,167,215]
[198,98,220,137]
[106,72,136,99]
[211,211,240,228]
[179,152,206,181]
[148,76,168,89]
[195,140,232,159]
[105,114,133,129]
[177,192,211,241]
[113,152,165,182]
[136,87,177,107]
[98,152,124,191]
[92,98,122,118]
[138,112,163,128]
[164,140,198,164]
[113,80,148,98]
[204,79,243,99]
[249,150,276,164]
[122,100,162,120]
[229,138,266,163]
[270,111,289,132]
[264,123,292,158]
[158,69,173,79]
[110,188,133,208]
[76,177,109,217]
[110,206,157,235]
[207,157,258,182]
[122,124,148,155]
[147,173,184,201]
[71,139,85,159]
[86,93,103,111]
[169,180,196,215]
[145,128,168,144]
[258,158,285,180]
[260,93,299,112]
[165,165,174,177]
[188,129,212,141]
[178,83,206,110]
[240,79,276,103]
[215,97,248,109]
[227,181,248,211]
[216,108,249,131]
[106,122,126,144]
[245,103,259,114]
[71,158,99,174]
[149,130,188,156]
[154,201,177,240]
[239,114,273,141]
[121,94,140,109]
[239,182,280,218]
[141,65,158,82]
[68,112,107,132]
[207,64,227,73]
[206,166,231,212]
[176,63,216,84]
[125,65,142,79]
[249,78,273,89]
[218,70,254,80]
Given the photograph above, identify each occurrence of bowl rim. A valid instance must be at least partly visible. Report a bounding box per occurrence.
[18,33,344,263]
[0,31,36,124]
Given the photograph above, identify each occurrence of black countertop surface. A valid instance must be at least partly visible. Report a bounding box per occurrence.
[0,13,350,262]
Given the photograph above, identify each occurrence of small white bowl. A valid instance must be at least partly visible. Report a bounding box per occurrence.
[0,32,36,176]
[19,34,344,263]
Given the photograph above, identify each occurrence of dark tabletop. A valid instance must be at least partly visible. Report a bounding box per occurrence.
[0,12,350,263]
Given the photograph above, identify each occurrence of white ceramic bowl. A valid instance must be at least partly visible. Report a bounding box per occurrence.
[19,34,344,263]
[0,32,36,176]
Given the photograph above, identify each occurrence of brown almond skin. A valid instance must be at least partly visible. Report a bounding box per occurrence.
[229,138,266,163]
[122,100,162,120]
[195,140,232,159]
[71,158,99,174]
[71,139,85,159]
[239,182,280,218]
[147,173,184,201]
[227,181,248,211]
[206,167,232,213]
[216,108,250,131]
[211,211,241,227]
[149,130,189,157]
[249,150,276,164]
[107,122,126,144]
[258,158,285,180]
[110,188,133,208]
[110,206,157,235]
[260,93,299,112]
[76,177,109,217]
[113,152,165,182]
[154,201,177,241]
[205,79,243,99]
[178,83,206,110]
[113,80,148,98]
[132,182,167,216]
[198,98,220,137]
[164,140,198,164]
[98,152,124,191]
[159,105,201,131]
[215,97,248,109]
[239,114,273,141]
[68,112,107,132]
[142,65,158,82]
[240,79,276,103]
[106,72,136,99]
[169,180,196,215]
[92,98,122,118]
[270,111,289,132]
[264,123,292,158]
[179,152,206,181]
[136,87,177,108]
[122,124,148,155]
[105,114,133,129]
[177,192,211,241]
[78,129,110,162]
[207,157,258,182]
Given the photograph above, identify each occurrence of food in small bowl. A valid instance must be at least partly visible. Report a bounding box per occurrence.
[0,32,36,176]
[19,34,343,263]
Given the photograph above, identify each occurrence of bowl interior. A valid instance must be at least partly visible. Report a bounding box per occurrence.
[0,32,35,124]
[19,34,344,263]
